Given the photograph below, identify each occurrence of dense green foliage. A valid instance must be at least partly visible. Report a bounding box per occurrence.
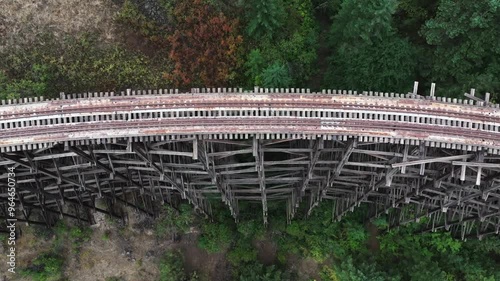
[52,221,92,253]
[0,33,169,100]
[242,0,286,40]
[20,253,65,281]
[242,0,319,88]
[324,0,417,92]
[198,210,234,253]
[193,202,500,281]
[154,204,195,239]
[158,250,188,281]
[239,262,289,281]
[0,65,51,100]
[14,202,499,280]
[420,0,500,97]
[1,0,498,98]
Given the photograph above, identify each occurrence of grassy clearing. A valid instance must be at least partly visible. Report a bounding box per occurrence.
[0,0,119,51]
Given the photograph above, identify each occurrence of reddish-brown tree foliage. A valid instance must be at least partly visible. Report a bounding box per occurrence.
[165,0,243,87]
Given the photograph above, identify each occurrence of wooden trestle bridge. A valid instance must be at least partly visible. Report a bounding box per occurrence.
[0,85,499,239]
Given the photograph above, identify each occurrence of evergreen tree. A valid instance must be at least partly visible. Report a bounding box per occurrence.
[421,0,500,97]
[325,0,417,92]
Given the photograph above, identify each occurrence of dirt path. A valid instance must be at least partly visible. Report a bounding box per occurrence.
[178,238,231,281]
[254,239,277,266]
[367,222,380,253]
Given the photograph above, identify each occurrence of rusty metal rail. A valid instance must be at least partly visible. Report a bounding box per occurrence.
[1,89,499,153]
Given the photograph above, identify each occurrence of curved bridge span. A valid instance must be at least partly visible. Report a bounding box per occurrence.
[1,88,499,239]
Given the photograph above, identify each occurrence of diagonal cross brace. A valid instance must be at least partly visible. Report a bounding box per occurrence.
[0,153,119,218]
[290,138,323,219]
[69,146,156,216]
[196,138,238,220]
[131,143,211,218]
[131,144,183,194]
[307,138,357,216]
[334,152,402,221]
[335,174,395,221]
[373,153,484,221]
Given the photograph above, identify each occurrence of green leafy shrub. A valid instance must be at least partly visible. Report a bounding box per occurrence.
[155,204,194,239]
[319,266,338,281]
[115,0,169,45]
[198,222,233,253]
[331,257,402,281]
[420,0,500,97]
[0,33,169,97]
[197,205,235,253]
[244,49,266,86]
[341,221,369,252]
[228,240,258,265]
[238,262,288,281]
[0,64,53,100]
[159,250,186,281]
[273,204,346,261]
[237,219,265,240]
[372,217,389,229]
[21,253,64,281]
[69,225,92,250]
[51,221,92,253]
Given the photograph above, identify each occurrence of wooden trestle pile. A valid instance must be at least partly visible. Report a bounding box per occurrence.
[0,85,499,240]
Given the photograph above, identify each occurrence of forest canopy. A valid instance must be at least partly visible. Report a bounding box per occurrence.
[0,0,498,101]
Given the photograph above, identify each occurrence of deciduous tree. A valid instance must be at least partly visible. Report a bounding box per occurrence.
[166,0,243,87]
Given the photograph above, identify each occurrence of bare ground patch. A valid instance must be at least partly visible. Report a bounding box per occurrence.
[254,239,277,266]
[0,225,54,281]
[0,205,234,281]
[175,233,232,281]
[287,254,322,281]
[65,209,170,281]
[0,0,120,51]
